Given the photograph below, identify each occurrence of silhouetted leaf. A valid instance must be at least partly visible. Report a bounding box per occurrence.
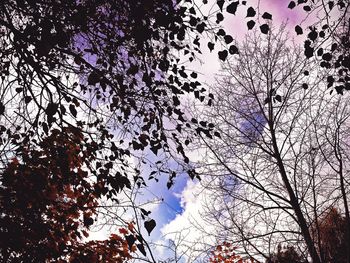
[303,5,311,11]
[218,50,228,61]
[322,53,332,61]
[308,30,318,41]
[144,219,156,235]
[208,42,215,52]
[137,243,147,256]
[247,20,256,30]
[224,35,233,44]
[260,24,269,34]
[216,12,224,22]
[229,45,238,55]
[83,215,94,227]
[87,71,100,85]
[217,0,224,11]
[0,102,5,115]
[288,1,296,9]
[46,103,58,117]
[262,12,272,19]
[246,7,256,17]
[226,1,239,15]
[295,25,303,35]
[125,235,136,250]
[69,104,77,117]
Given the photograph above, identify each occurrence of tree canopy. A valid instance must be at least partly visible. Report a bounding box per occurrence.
[0,0,349,261]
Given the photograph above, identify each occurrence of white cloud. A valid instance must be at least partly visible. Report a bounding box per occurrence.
[161,180,217,262]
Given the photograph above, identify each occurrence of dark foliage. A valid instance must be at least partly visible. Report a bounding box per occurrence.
[0,128,135,262]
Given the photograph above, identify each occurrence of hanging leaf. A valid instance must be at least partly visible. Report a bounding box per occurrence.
[229,45,238,55]
[87,71,100,85]
[137,243,147,256]
[260,24,269,34]
[303,5,311,11]
[247,20,256,30]
[208,42,215,52]
[246,7,256,17]
[69,104,77,117]
[275,95,282,102]
[308,30,318,41]
[226,1,239,15]
[46,103,58,117]
[144,219,156,235]
[262,12,272,19]
[217,0,224,11]
[0,102,5,115]
[288,1,296,8]
[224,35,233,44]
[295,25,303,35]
[125,235,136,250]
[218,50,228,61]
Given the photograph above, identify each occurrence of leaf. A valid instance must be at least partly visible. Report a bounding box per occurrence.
[83,215,94,227]
[24,96,32,104]
[144,219,156,235]
[140,208,151,216]
[229,45,238,55]
[216,12,224,22]
[304,41,314,58]
[196,22,205,33]
[318,48,324,56]
[224,35,233,44]
[260,24,269,34]
[218,50,228,61]
[87,71,100,85]
[226,1,239,15]
[137,243,147,256]
[295,25,303,35]
[42,122,49,135]
[322,53,332,61]
[217,0,225,11]
[190,72,198,78]
[125,235,136,250]
[246,7,256,17]
[46,103,58,117]
[247,20,255,30]
[262,12,272,19]
[69,104,77,117]
[288,1,296,9]
[303,5,311,11]
[167,180,173,189]
[208,42,215,52]
[0,102,4,115]
[217,29,226,36]
[308,30,318,41]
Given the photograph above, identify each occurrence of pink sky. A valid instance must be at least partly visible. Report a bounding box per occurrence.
[224,0,313,40]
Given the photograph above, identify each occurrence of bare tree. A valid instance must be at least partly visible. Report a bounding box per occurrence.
[195,26,350,263]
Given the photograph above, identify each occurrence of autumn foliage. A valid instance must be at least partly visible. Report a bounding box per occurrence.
[312,208,348,263]
[0,128,134,262]
[209,242,258,263]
